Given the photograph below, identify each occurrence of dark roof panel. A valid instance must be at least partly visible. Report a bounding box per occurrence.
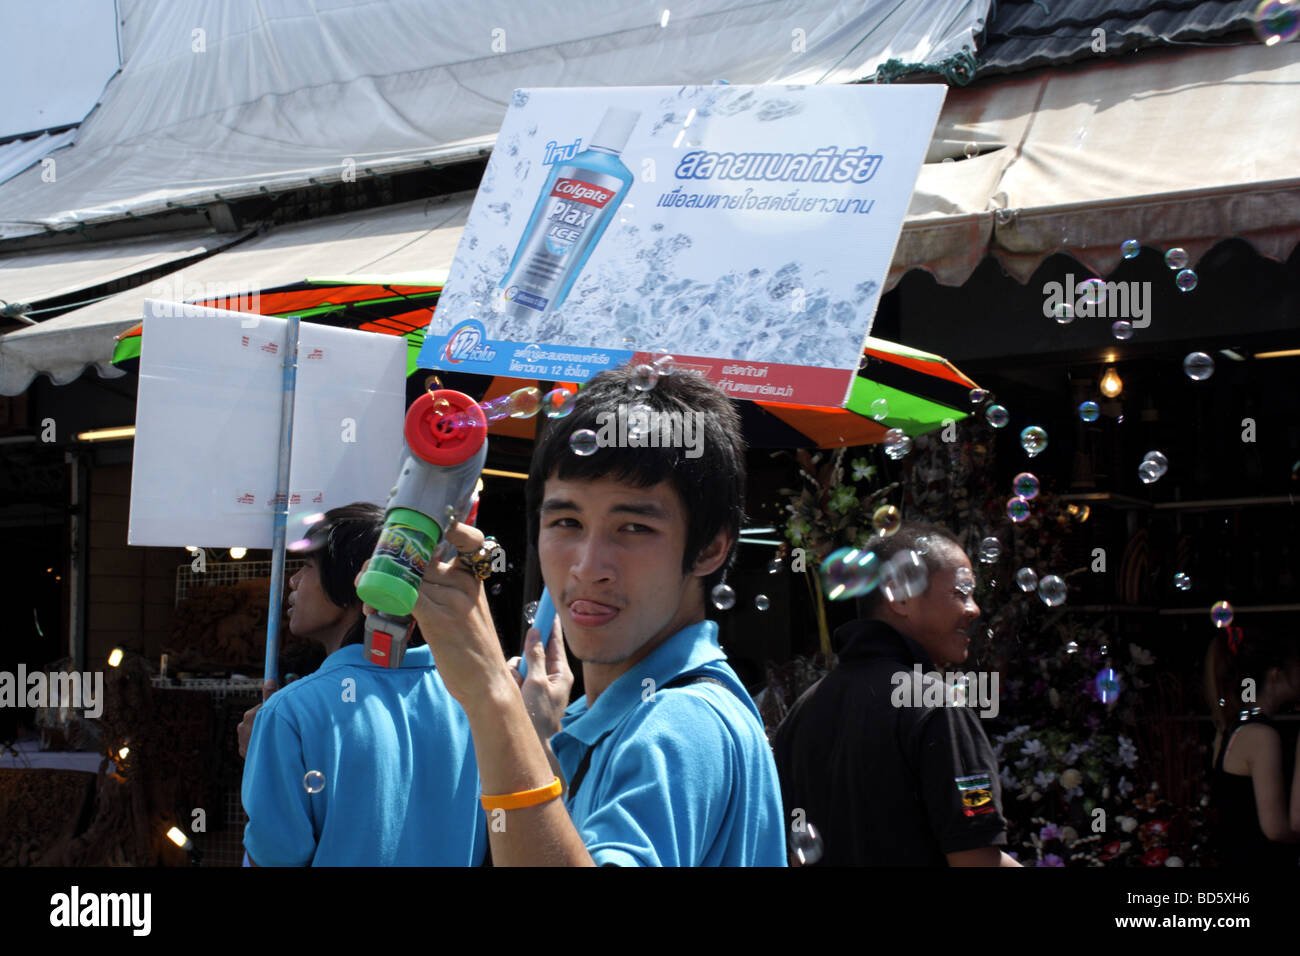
[976,0,1266,79]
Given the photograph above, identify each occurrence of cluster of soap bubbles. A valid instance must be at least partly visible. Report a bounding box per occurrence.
[1138,450,1169,484]
[820,544,929,604]
[1174,572,1192,591]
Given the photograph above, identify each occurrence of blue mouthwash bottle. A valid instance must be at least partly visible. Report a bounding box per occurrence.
[496,106,640,321]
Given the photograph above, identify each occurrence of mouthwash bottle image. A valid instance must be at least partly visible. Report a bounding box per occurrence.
[496,106,640,321]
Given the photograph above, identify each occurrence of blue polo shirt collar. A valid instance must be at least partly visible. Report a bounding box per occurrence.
[314,643,436,673]
[558,620,725,746]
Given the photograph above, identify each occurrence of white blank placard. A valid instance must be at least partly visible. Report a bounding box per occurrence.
[128,301,405,547]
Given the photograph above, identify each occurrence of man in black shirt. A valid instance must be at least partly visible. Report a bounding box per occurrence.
[773,521,1019,866]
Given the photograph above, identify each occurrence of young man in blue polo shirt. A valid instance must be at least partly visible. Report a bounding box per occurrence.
[404,365,784,865]
[241,503,485,866]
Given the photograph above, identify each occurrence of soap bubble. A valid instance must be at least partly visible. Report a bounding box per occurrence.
[820,547,883,601]
[1183,351,1214,381]
[1121,239,1141,259]
[871,504,902,536]
[963,142,979,159]
[1253,0,1300,44]
[789,822,824,866]
[1078,401,1100,422]
[1174,572,1192,591]
[569,429,599,456]
[914,535,931,555]
[1211,600,1234,628]
[1013,472,1040,500]
[1142,451,1169,481]
[1038,574,1068,607]
[1065,640,1079,654]
[1111,320,1133,340]
[303,771,326,794]
[1052,302,1075,324]
[507,387,540,419]
[978,536,1001,564]
[969,388,989,404]
[766,557,783,574]
[1078,278,1106,305]
[1020,426,1048,457]
[985,404,1009,428]
[1138,460,1162,484]
[632,363,659,391]
[524,601,538,625]
[1015,567,1039,592]
[880,550,928,601]
[883,428,912,460]
[542,388,575,418]
[1175,269,1198,292]
[1164,247,1189,270]
[649,349,675,375]
[869,398,889,421]
[754,594,770,611]
[1007,496,1031,523]
[1095,667,1122,704]
[710,583,736,610]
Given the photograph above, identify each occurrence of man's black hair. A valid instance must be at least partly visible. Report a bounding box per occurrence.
[855,520,966,620]
[298,502,389,648]
[525,364,746,597]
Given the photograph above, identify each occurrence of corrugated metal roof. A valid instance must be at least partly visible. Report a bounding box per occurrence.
[975,0,1267,79]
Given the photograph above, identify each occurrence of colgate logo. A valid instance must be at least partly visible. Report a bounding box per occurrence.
[552,178,614,207]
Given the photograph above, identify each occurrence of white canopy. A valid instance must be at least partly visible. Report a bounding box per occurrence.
[0,0,988,240]
[0,194,472,394]
[892,40,1300,288]
[0,230,240,306]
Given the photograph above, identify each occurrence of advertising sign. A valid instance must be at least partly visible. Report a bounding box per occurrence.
[419,84,945,406]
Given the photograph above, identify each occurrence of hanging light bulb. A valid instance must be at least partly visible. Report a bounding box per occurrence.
[108,648,124,667]
[1100,366,1123,398]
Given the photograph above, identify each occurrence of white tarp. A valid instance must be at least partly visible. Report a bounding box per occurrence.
[0,130,79,188]
[128,303,404,548]
[0,0,119,139]
[0,194,471,395]
[0,0,989,239]
[891,41,1300,288]
[0,230,240,306]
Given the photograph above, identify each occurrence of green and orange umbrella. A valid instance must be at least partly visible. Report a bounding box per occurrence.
[112,279,981,448]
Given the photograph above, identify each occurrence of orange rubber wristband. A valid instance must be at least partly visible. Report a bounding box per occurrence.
[480,776,563,812]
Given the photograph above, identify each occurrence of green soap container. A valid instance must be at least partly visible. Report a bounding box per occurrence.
[356,508,443,616]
